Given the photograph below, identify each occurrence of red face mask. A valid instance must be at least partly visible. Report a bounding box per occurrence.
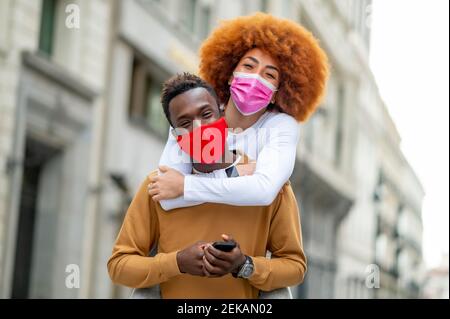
[175,117,228,164]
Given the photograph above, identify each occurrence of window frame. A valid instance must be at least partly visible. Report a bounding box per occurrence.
[38,0,58,57]
[128,53,170,139]
[0,0,11,54]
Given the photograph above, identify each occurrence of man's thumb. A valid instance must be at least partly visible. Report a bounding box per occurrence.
[222,234,232,242]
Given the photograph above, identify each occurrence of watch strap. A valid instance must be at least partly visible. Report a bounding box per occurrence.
[225,165,239,178]
[233,255,253,279]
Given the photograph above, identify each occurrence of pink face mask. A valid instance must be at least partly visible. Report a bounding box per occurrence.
[230,72,277,116]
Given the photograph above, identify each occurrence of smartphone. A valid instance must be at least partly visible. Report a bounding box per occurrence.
[212,241,236,252]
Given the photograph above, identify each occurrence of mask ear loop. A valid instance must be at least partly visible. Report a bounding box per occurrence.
[171,127,189,139]
[170,127,178,139]
[271,88,279,104]
[229,73,278,105]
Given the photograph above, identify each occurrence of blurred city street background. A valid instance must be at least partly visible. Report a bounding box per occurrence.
[0,0,448,299]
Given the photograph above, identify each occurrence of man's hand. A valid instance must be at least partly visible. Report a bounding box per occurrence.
[148,166,184,201]
[203,234,246,277]
[177,241,207,276]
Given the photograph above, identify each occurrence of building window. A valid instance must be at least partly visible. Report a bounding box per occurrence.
[177,0,213,42]
[375,233,388,267]
[334,84,345,167]
[129,56,169,138]
[304,120,314,152]
[181,0,198,33]
[198,5,211,39]
[0,0,11,52]
[39,0,58,57]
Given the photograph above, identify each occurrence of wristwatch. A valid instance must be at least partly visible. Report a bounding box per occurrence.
[233,256,254,279]
[225,150,240,178]
[225,165,239,177]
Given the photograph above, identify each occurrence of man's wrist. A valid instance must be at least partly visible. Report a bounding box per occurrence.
[232,254,248,275]
[176,251,186,273]
[233,255,254,279]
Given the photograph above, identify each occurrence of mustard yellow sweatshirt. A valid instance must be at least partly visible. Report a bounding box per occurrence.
[107,171,306,299]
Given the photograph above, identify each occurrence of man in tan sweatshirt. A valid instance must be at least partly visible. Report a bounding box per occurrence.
[107,73,306,299]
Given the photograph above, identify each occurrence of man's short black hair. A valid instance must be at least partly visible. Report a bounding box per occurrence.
[161,72,220,126]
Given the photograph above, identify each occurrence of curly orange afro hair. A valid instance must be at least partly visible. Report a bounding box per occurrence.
[199,12,329,122]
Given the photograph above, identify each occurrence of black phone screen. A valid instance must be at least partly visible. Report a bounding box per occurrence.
[212,241,236,252]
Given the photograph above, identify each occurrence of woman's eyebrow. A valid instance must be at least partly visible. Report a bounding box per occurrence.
[266,65,280,73]
[244,56,259,64]
[244,56,279,73]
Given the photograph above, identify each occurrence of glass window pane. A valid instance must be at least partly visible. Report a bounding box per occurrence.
[199,6,211,39]
[0,0,11,51]
[146,80,168,136]
[261,0,269,12]
[39,0,57,56]
[182,0,197,33]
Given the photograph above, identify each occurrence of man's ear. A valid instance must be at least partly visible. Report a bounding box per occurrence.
[170,127,177,139]
[172,127,190,138]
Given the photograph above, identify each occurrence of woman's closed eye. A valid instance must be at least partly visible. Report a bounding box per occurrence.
[266,72,276,80]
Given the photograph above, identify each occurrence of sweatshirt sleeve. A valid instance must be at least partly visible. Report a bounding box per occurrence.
[247,182,307,291]
[107,174,182,288]
[184,113,300,206]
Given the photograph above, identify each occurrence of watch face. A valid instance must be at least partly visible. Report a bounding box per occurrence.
[243,266,253,278]
[240,262,254,278]
[237,256,254,278]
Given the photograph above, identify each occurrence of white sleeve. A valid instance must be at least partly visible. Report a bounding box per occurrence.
[183,114,300,206]
[158,126,192,175]
[158,127,205,211]
[158,193,204,211]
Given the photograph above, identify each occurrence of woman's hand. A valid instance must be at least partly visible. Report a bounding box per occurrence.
[148,166,184,201]
[235,162,256,176]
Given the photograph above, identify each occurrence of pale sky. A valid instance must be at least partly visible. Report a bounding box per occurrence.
[370,0,449,268]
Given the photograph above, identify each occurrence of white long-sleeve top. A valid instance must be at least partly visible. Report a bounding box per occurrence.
[158,111,300,210]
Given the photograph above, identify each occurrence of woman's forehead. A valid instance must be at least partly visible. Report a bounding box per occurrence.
[241,48,277,64]
[238,48,280,75]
